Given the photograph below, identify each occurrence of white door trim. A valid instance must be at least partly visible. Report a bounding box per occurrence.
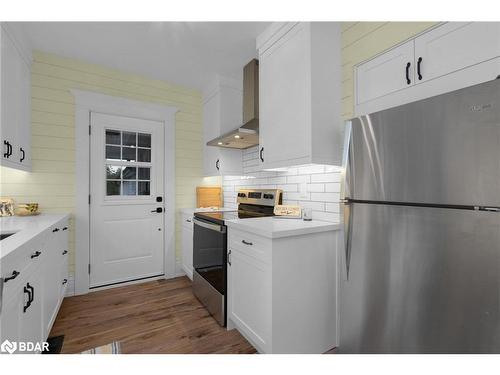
[71,89,178,295]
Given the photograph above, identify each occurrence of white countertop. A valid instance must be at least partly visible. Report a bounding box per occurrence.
[225,217,340,239]
[0,213,70,259]
[180,207,236,215]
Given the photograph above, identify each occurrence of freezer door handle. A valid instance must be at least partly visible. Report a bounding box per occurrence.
[341,121,354,280]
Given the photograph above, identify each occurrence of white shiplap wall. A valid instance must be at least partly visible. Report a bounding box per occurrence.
[222,146,341,222]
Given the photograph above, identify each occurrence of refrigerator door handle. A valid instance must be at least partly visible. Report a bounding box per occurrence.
[341,121,354,280]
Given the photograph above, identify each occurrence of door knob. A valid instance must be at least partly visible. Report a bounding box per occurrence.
[151,207,163,213]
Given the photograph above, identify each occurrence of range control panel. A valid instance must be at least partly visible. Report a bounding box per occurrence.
[237,189,283,207]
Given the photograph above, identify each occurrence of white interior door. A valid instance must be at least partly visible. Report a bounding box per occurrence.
[90,112,165,288]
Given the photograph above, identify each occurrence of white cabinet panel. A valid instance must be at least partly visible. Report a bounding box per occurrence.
[228,248,271,352]
[415,22,500,84]
[257,22,342,169]
[355,40,414,105]
[0,25,31,171]
[181,214,194,280]
[260,23,310,167]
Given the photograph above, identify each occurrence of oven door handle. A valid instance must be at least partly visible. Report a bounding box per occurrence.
[193,218,227,233]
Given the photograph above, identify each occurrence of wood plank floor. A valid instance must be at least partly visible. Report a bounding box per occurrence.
[49,276,257,354]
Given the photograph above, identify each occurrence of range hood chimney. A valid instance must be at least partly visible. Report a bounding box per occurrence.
[207,59,259,149]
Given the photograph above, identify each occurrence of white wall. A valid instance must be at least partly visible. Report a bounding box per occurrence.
[223,146,341,222]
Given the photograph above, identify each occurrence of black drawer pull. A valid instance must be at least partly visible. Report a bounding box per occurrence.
[20,147,25,162]
[405,62,411,85]
[52,228,60,232]
[30,251,42,259]
[259,147,264,162]
[4,270,20,282]
[242,240,253,246]
[62,250,68,255]
[23,285,32,313]
[216,159,220,171]
[186,219,192,223]
[228,250,232,266]
[417,57,423,80]
[62,226,68,231]
[62,279,68,285]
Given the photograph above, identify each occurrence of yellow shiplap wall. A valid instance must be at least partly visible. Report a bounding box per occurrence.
[341,22,439,119]
[0,50,217,276]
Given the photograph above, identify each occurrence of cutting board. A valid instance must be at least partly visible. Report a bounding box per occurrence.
[196,186,223,208]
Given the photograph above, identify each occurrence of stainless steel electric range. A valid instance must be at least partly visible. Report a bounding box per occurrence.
[192,188,282,326]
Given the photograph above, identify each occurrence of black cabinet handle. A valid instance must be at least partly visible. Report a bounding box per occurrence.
[4,270,20,282]
[30,251,42,259]
[242,240,253,246]
[3,140,12,158]
[216,159,220,171]
[52,228,60,233]
[62,279,68,285]
[27,283,34,304]
[151,207,163,213]
[405,62,411,85]
[62,250,68,255]
[23,285,32,313]
[62,226,68,231]
[417,57,423,80]
[228,250,232,266]
[260,147,264,162]
[20,147,25,162]
[186,219,192,223]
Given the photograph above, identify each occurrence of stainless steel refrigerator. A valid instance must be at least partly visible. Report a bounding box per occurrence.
[339,78,500,353]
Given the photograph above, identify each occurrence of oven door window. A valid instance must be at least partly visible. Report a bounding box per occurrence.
[193,220,226,294]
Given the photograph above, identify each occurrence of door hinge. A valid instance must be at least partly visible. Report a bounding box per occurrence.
[88,264,91,274]
[88,194,91,204]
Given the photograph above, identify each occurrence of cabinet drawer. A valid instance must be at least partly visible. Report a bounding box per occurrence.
[228,228,271,264]
[181,213,194,230]
[1,233,48,304]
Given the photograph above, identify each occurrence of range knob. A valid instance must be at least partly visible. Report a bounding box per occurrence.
[263,194,274,200]
[238,193,247,198]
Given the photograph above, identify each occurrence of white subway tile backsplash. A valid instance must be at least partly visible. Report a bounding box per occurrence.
[310,192,340,202]
[223,155,341,222]
[286,175,310,184]
[307,183,325,193]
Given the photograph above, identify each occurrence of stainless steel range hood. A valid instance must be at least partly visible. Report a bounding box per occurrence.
[207,59,259,149]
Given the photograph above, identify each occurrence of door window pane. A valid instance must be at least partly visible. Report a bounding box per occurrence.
[107,181,121,195]
[122,132,137,147]
[138,148,151,162]
[122,147,136,162]
[138,133,151,148]
[106,146,121,160]
[106,130,121,145]
[122,167,137,180]
[138,181,150,195]
[138,167,150,180]
[106,165,121,179]
[122,181,137,195]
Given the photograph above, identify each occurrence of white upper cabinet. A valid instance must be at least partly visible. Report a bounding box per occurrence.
[355,22,500,115]
[257,22,342,169]
[356,40,415,105]
[414,22,500,83]
[202,76,243,176]
[1,24,32,171]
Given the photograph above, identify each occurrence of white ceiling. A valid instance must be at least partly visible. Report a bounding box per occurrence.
[16,22,270,90]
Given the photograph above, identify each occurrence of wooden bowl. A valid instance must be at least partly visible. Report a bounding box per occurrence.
[15,203,39,216]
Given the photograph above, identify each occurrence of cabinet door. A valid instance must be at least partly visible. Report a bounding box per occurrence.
[1,28,20,166]
[355,40,415,106]
[20,272,44,351]
[203,94,222,177]
[0,287,24,349]
[259,23,309,168]
[415,22,500,84]
[218,148,243,176]
[17,58,31,167]
[181,218,193,280]
[227,249,271,352]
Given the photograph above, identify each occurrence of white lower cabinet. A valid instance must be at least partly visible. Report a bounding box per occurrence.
[0,216,69,353]
[227,227,338,354]
[181,212,194,280]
